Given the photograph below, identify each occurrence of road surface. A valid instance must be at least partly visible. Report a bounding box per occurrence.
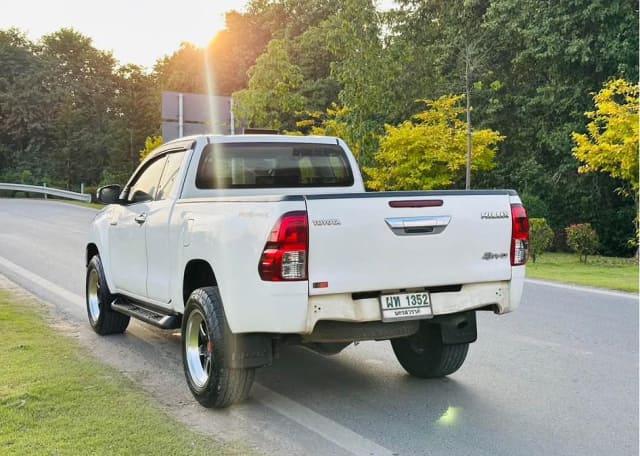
[0,199,637,455]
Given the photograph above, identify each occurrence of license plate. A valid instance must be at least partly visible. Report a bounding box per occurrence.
[380,292,433,322]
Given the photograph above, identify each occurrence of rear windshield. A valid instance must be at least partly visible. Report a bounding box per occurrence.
[195,142,354,189]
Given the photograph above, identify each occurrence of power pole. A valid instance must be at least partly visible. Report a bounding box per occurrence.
[465,44,472,191]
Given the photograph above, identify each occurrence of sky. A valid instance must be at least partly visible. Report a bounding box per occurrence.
[0,0,250,69]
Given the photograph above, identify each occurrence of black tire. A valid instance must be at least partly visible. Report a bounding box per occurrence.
[86,255,130,335]
[391,322,469,378]
[181,287,255,408]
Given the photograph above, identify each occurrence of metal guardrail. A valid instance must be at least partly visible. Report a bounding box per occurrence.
[0,183,91,202]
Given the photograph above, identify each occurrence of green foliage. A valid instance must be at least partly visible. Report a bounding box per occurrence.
[572,79,639,249]
[366,95,503,191]
[529,218,554,263]
[566,223,600,263]
[477,0,638,257]
[206,8,277,96]
[1,0,638,257]
[232,40,306,130]
[296,104,376,161]
[520,193,549,219]
[0,28,159,190]
[154,42,206,93]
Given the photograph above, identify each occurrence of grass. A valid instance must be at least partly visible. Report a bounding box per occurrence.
[0,194,104,210]
[526,252,639,293]
[55,199,104,210]
[0,290,249,456]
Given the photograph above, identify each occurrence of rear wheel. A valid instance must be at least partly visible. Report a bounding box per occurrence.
[391,322,468,378]
[86,255,130,335]
[182,287,254,408]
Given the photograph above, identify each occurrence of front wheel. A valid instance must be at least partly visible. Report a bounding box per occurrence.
[391,322,469,378]
[86,255,130,335]
[182,287,255,408]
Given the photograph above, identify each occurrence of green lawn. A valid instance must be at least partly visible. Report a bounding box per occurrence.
[526,252,638,293]
[55,199,104,209]
[0,290,249,456]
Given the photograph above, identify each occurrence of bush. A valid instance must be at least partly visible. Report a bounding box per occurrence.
[529,218,554,263]
[83,186,98,203]
[565,223,599,263]
[520,193,549,219]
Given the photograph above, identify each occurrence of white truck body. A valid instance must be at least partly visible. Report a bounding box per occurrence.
[89,134,526,334]
[86,134,528,407]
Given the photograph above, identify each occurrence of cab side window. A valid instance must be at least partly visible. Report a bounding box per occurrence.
[156,151,186,200]
[127,157,167,204]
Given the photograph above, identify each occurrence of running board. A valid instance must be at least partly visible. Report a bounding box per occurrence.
[111,299,181,330]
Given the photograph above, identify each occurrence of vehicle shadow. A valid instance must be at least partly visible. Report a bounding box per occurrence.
[253,343,493,428]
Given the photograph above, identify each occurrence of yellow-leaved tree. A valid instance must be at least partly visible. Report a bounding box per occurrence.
[572,79,639,248]
[366,95,504,191]
[296,104,378,162]
[139,135,163,162]
[572,79,639,195]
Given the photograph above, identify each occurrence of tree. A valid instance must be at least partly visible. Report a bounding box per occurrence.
[366,95,503,191]
[572,79,638,195]
[139,135,163,161]
[0,29,56,181]
[391,0,493,189]
[232,40,306,130]
[40,28,123,188]
[326,0,390,166]
[287,20,341,113]
[111,64,160,169]
[572,79,639,249]
[154,42,206,94]
[296,104,374,160]
[566,223,599,263]
[477,0,638,256]
[529,218,554,263]
[206,8,278,96]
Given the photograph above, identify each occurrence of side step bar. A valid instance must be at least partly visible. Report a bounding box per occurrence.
[111,299,181,330]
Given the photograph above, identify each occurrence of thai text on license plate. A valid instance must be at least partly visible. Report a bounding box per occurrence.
[380,292,433,322]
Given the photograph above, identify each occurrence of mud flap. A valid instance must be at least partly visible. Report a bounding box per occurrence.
[226,333,273,369]
[430,311,477,345]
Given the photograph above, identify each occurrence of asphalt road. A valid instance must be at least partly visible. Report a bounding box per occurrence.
[0,198,638,455]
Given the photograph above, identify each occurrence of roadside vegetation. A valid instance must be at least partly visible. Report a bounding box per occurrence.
[1,0,637,259]
[526,252,638,294]
[0,289,249,455]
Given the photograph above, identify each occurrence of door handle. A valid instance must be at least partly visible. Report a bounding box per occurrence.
[134,213,147,225]
[385,216,451,235]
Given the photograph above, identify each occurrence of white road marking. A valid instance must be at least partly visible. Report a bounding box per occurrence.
[252,383,395,456]
[0,253,395,456]
[526,278,638,299]
[0,255,84,308]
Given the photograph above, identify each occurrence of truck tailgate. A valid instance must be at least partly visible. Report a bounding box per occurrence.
[305,192,513,295]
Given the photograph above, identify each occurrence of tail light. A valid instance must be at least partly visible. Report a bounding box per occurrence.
[259,211,308,281]
[511,203,529,266]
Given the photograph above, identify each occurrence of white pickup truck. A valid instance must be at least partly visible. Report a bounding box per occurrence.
[86,134,529,408]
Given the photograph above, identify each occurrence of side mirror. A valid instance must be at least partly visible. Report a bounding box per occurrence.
[96,185,122,205]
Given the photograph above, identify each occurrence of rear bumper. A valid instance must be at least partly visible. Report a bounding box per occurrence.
[303,278,522,334]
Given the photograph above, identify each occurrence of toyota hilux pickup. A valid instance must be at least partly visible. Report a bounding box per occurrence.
[86,134,529,408]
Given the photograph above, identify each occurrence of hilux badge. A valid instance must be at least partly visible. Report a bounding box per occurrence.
[481,211,509,219]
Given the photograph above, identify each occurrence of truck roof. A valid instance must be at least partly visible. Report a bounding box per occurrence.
[164,134,341,146]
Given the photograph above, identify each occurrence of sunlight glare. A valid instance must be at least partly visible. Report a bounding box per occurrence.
[437,406,461,427]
